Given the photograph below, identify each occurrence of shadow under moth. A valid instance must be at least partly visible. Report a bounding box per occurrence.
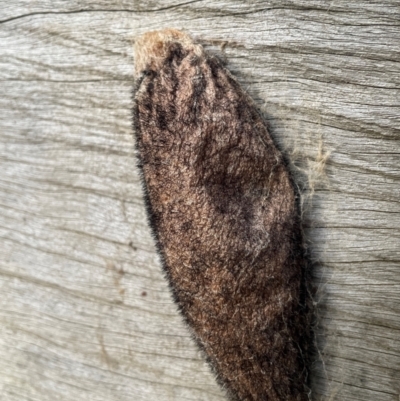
[133,29,313,401]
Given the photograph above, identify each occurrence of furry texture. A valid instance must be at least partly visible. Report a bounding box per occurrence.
[133,29,313,401]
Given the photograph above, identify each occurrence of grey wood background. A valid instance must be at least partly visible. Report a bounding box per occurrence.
[0,1,399,400]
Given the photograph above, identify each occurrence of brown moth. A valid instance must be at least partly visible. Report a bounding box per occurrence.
[133,29,313,401]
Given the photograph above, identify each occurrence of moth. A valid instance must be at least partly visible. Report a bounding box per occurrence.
[133,29,313,401]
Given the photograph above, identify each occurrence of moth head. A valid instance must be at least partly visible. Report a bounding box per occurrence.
[133,28,202,79]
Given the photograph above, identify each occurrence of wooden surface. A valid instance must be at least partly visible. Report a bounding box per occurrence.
[0,1,399,400]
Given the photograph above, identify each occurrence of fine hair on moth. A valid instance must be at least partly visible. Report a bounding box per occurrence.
[132,29,314,401]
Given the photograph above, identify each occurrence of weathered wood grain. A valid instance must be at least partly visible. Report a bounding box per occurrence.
[0,1,399,400]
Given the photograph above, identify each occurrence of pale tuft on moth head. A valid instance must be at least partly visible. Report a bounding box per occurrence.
[134,29,203,79]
